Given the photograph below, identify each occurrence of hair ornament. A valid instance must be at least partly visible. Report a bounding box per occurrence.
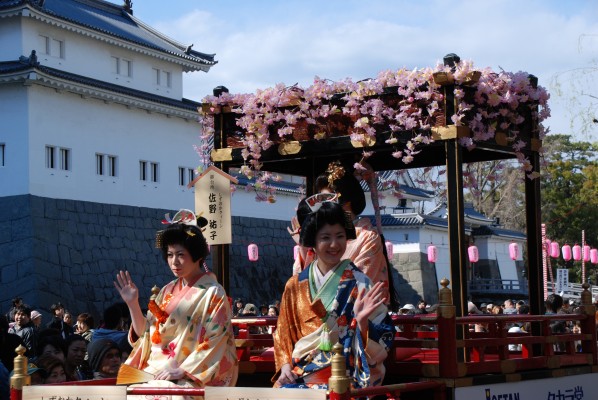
[325,161,345,190]
[156,209,206,248]
[305,192,339,212]
[162,209,197,226]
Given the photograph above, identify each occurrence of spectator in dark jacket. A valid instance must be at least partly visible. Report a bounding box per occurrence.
[0,315,24,371]
[46,302,73,339]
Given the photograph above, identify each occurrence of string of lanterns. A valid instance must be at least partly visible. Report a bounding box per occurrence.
[245,240,598,265]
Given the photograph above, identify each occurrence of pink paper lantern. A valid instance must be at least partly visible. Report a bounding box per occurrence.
[385,241,394,258]
[591,249,598,264]
[550,241,560,258]
[562,244,572,261]
[427,245,438,263]
[248,243,259,261]
[293,245,300,260]
[509,242,519,261]
[572,244,582,261]
[468,245,479,263]
[583,245,591,262]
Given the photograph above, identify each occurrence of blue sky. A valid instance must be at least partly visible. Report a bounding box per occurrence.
[131,0,598,139]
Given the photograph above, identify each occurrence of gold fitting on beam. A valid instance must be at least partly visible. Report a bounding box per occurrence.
[211,148,233,162]
[431,126,471,140]
[350,135,376,148]
[495,131,508,146]
[278,141,302,155]
[433,72,455,85]
[463,71,481,85]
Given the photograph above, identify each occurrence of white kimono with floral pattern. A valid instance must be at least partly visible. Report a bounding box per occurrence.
[125,272,238,397]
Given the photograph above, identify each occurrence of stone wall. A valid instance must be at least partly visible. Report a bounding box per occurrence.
[390,252,439,306]
[0,195,294,322]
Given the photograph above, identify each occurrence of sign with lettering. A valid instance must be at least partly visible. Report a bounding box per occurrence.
[454,372,598,399]
[190,165,238,245]
[204,387,326,400]
[556,268,569,293]
[23,385,126,400]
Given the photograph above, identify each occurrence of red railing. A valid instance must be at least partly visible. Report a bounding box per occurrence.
[11,285,597,399]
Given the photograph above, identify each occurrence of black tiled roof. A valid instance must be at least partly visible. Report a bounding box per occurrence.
[472,225,526,240]
[233,173,303,195]
[1,0,216,67]
[0,59,201,111]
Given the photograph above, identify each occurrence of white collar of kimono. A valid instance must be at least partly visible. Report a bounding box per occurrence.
[313,260,341,291]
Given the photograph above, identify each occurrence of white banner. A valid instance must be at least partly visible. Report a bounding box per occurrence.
[205,387,326,399]
[24,385,126,400]
[192,166,238,245]
[455,372,598,399]
[556,268,569,293]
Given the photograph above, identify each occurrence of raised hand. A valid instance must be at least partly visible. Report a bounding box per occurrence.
[114,270,139,306]
[353,281,386,332]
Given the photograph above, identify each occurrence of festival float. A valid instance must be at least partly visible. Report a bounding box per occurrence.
[11,54,598,400]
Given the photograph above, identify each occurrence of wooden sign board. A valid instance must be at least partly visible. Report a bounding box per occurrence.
[204,387,327,400]
[191,165,238,245]
[23,385,127,400]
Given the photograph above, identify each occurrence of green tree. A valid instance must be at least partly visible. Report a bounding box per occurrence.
[541,135,598,281]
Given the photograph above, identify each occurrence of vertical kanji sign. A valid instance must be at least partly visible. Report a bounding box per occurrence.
[189,165,238,245]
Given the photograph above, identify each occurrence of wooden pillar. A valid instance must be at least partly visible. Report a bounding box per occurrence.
[523,76,543,358]
[437,278,460,378]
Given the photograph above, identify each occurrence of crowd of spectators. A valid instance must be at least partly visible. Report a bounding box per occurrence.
[0,297,134,397]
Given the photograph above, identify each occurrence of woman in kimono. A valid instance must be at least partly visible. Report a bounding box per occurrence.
[274,199,394,389]
[290,161,399,311]
[114,209,238,395]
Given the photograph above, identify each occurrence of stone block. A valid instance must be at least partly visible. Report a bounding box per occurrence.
[11,217,32,241]
[59,231,74,248]
[71,249,83,265]
[45,199,58,219]
[46,244,59,264]
[0,221,11,244]
[58,245,71,265]
[1,264,17,283]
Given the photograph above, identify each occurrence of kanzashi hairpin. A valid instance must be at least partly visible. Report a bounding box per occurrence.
[305,192,339,212]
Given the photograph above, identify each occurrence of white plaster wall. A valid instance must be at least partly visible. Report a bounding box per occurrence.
[0,18,23,61]
[26,85,198,209]
[0,85,29,196]
[476,236,524,281]
[21,18,184,100]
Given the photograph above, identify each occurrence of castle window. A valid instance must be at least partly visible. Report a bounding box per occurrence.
[112,56,132,77]
[140,160,159,182]
[97,153,118,177]
[139,160,147,181]
[46,145,56,169]
[153,68,172,88]
[178,167,195,186]
[150,162,159,183]
[0,143,5,166]
[59,147,71,171]
[39,35,65,58]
